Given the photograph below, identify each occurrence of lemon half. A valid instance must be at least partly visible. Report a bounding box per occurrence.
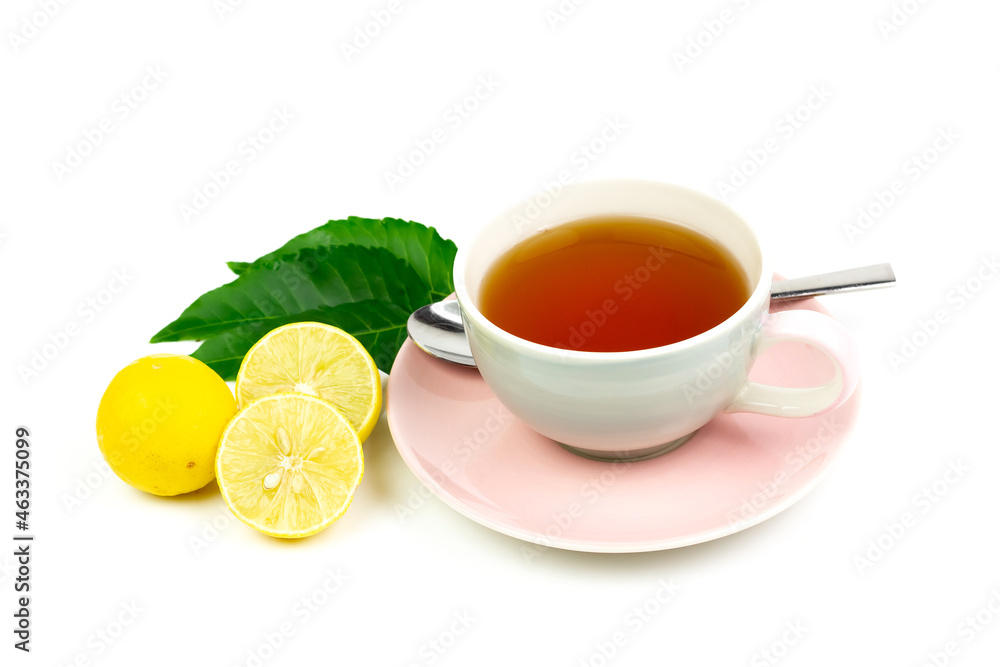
[235,323,382,441]
[216,393,364,538]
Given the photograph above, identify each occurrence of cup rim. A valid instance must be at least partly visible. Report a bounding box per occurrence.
[453,178,773,362]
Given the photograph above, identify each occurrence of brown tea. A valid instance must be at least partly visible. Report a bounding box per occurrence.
[479,215,750,352]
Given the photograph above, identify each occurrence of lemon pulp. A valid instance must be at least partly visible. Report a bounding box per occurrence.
[216,393,363,538]
[235,322,382,441]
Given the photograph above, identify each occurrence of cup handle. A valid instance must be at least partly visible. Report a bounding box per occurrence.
[725,309,860,417]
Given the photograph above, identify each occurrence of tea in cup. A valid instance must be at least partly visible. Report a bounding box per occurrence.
[453,179,859,461]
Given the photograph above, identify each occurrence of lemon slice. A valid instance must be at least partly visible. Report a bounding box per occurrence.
[216,393,364,538]
[236,322,382,441]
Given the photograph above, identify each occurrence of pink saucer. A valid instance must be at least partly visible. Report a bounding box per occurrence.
[386,298,861,553]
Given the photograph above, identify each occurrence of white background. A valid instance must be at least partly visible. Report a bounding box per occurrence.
[3,0,999,665]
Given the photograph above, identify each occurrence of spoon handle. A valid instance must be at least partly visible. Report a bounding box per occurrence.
[770,263,896,301]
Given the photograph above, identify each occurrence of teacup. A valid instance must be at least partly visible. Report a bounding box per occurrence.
[453,179,859,461]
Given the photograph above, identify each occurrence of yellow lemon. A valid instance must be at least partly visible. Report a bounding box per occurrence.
[235,323,382,441]
[96,354,237,496]
[216,393,363,538]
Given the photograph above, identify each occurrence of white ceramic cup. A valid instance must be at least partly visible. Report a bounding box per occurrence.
[453,179,860,461]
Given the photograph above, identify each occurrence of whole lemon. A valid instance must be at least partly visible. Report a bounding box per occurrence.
[96,354,237,496]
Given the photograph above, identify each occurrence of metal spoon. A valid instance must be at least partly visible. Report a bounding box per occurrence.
[407,263,895,367]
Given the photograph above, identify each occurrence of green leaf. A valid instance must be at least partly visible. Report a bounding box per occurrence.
[188,335,247,383]
[227,216,457,300]
[150,245,432,343]
[190,300,410,378]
